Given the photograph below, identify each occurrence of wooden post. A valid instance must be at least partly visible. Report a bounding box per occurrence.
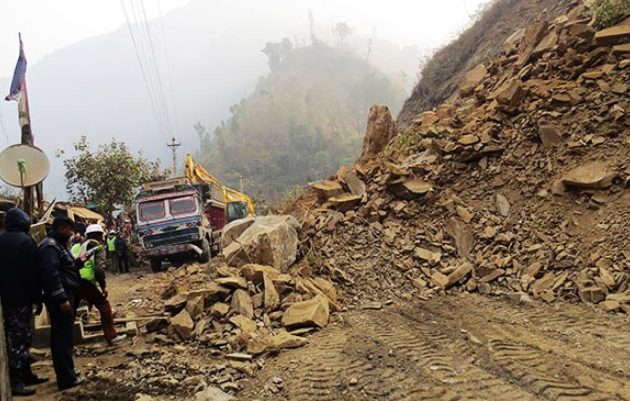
[0,298,12,401]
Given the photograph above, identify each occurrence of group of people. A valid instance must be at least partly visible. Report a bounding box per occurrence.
[73,228,130,274]
[0,208,127,397]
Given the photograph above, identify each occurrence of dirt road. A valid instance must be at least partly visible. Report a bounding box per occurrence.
[241,293,630,401]
[22,274,630,401]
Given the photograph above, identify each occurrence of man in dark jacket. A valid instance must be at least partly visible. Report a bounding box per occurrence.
[37,216,85,390]
[114,232,130,273]
[0,208,48,396]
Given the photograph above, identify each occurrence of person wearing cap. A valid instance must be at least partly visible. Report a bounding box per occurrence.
[75,224,126,346]
[0,208,47,396]
[37,216,85,391]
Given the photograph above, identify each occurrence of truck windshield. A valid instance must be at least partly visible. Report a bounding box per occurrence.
[227,201,248,222]
[139,201,165,222]
[169,196,197,216]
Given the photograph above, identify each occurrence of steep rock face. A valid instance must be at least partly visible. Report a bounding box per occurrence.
[397,0,573,128]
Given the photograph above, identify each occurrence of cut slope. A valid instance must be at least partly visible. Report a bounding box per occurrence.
[397,0,574,127]
[297,4,630,312]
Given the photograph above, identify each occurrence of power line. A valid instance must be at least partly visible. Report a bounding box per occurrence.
[120,0,169,143]
[138,0,174,137]
[157,0,181,137]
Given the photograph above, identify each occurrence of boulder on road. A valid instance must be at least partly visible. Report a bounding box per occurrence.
[561,161,615,189]
[231,289,254,319]
[223,215,300,271]
[282,295,330,328]
[221,217,256,249]
[195,387,234,401]
[171,309,194,340]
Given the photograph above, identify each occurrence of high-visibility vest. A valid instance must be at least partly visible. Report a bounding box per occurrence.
[107,237,116,252]
[70,243,82,258]
[79,242,103,285]
[79,257,97,284]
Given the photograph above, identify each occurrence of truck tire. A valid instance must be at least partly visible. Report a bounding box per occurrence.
[150,257,163,272]
[198,238,211,263]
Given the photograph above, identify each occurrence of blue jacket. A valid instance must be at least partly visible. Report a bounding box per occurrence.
[0,208,41,307]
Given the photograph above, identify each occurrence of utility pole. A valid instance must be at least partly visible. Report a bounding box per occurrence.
[166,137,181,178]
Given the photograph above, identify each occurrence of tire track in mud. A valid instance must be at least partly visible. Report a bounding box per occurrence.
[240,295,630,401]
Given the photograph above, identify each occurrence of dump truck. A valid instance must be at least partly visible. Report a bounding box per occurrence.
[135,158,254,272]
[134,177,214,272]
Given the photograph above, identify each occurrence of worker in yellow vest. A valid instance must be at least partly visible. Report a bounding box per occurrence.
[106,230,117,272]
[74,225,126,346]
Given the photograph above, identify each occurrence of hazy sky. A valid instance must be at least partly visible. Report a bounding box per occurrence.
[0,0,490,197]
[0,0,489,70]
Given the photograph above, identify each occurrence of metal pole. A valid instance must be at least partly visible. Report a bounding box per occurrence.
[166,137,181,178]
[0,298,12,401]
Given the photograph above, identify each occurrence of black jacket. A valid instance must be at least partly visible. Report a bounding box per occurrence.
[0,208,41,307]
[114,237,127,255]
[38,232,80,304]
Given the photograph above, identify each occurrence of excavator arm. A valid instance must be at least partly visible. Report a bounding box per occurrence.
[184,154,255,217]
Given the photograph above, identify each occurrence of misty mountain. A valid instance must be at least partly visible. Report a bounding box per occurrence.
[0,0,421,198]
[196,41,407,201]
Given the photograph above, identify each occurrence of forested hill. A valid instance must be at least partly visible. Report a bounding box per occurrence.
[195,41,407,202]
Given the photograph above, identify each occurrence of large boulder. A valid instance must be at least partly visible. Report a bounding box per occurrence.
[222,215,300,271]
[359,105,397,162]
[221,217,256,249]
[281,295,330,328]
[171,309,195,340]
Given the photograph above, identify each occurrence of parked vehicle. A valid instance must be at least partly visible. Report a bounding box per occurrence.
[134,178,213,272]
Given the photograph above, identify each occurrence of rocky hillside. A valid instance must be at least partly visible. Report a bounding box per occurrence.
[296,3,630,313]
[397,0,575,127]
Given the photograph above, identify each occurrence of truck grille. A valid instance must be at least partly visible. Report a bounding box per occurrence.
[144,227,199,247]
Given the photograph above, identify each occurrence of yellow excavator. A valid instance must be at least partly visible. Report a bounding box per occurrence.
[184,155,255,225]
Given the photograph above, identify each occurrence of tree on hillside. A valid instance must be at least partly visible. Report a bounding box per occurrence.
[333,22,354,47]
[196,44,406,202]
[262,38,293,70]
[59,136,169,222]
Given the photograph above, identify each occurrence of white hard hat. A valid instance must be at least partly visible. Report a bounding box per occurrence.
[86,224,105,235]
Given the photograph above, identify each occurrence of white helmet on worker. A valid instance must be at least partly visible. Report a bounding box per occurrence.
[85,224,105,235]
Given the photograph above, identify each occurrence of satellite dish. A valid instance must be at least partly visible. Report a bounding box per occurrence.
[0,144,50,188]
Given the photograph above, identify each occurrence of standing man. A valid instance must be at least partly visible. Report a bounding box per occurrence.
[106,230,117,272]
[114,232,130,274]
[37,216,85,391]
[0,208,47,396]
[75,224,126,345]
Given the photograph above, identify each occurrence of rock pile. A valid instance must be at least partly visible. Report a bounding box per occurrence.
[163,257,338,346]
[86,259,338,396]
[299,5,630,313]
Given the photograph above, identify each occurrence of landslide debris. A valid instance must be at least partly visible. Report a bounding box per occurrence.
[398,0,575,127]
[298,4,630,313]
[83,217,339,398]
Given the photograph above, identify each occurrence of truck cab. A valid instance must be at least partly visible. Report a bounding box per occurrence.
[135,178,212,271]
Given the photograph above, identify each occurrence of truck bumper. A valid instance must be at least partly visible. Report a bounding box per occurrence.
[142,243,203,258]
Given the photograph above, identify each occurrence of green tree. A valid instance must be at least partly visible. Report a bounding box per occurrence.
[60,136,169,222]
